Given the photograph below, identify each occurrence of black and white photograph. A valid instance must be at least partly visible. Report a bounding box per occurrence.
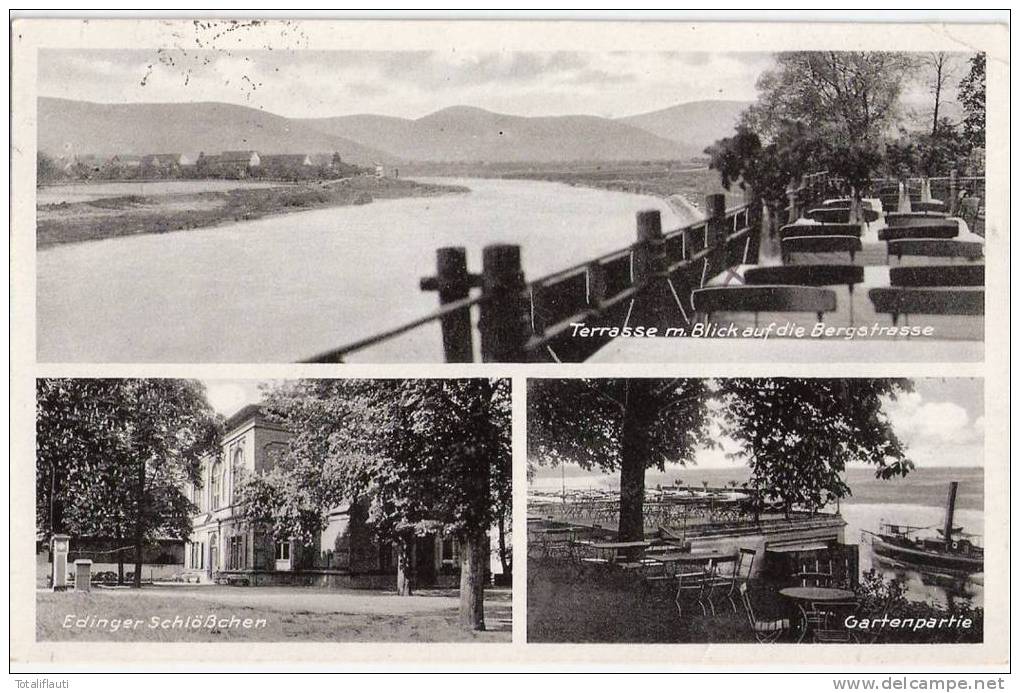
[527,377,984,644]
[34,43,986,363]
[35,377,512,642]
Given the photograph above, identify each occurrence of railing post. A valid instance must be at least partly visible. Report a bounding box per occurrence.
[786,184,800,224]
[704,193,731,272]
[743,186,763,263]
[478,244,529,362]
[419,246,477,363]
[949,168,959,216]
[632,210,675,331]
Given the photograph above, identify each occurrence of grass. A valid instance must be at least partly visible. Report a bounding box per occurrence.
[36,176,469,249]
[526,558,983,644]
[37,584,511,642]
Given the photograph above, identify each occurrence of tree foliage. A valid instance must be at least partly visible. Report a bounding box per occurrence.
[239,379,510,544]
[528,378,916,528]
[717,378,915,517]
[958,52,986,152]
[709,51,917,202]
[36,379,221,586]
[528,379,713,541]
[235,378,510,625]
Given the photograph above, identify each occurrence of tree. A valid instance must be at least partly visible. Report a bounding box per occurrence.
[237,379,510,631]
[745,52,916,145]
[718,379,915,519]
[36,379,221,587]
[709,52,914,228]
[527,379,713,543]
[958,53,986,152]
[37,151,63,184]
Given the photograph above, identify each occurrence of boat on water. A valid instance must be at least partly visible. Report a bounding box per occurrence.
[866,481,984,575]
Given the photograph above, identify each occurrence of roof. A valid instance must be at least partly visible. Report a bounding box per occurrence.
[217,150,259,164]
[223,403,266,432]
[142,154,182,164]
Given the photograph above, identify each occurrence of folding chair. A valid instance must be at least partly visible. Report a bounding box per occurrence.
[739,582,790,644]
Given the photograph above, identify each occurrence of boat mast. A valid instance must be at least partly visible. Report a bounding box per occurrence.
[943,481,959,550]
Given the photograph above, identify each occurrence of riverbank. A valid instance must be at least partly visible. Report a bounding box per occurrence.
[402,161,741,227]
[36,177,469,249]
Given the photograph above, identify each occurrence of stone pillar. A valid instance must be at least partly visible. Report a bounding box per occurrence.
[51,534,70,591]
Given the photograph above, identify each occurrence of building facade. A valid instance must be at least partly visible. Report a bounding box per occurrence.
[184,405,460,587]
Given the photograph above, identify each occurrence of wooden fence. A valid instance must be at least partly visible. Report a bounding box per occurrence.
[305,174,838,364]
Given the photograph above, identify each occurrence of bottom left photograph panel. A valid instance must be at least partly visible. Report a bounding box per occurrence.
[33,377,512,643]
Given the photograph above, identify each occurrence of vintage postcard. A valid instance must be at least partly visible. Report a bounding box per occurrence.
[9,16,1009,672]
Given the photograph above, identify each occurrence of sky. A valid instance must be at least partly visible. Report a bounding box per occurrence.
[38,48,773,119]
[532,378,985,474]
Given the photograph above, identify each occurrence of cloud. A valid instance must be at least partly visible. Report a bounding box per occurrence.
[886,391,983,446]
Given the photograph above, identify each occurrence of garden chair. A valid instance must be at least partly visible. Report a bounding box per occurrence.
[743,265,864,326]
[886,239,984,264]
[810,600,861,643]
[674,566,711,620]
[705,547,756,614]
[739,582,790,644]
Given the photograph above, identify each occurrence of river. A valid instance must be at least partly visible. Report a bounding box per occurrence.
[36,177,689,363]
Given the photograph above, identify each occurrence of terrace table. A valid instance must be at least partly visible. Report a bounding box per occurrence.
[779,586,856,643]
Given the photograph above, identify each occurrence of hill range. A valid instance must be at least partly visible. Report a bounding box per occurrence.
[38,97,750,164]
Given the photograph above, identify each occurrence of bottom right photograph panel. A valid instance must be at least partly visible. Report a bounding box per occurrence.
[526,377,984,645]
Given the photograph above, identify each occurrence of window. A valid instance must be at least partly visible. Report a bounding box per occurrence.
[210,459,222,509]
[275,541,290,561]
[229,535,246,570]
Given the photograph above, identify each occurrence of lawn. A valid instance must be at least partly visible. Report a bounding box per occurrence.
[37,584,511,642]
[527,558,983,644]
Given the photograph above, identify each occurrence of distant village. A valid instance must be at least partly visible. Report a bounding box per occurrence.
[38,149,387,184]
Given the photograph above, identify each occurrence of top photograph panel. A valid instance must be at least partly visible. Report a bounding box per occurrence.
[30,25,989,363]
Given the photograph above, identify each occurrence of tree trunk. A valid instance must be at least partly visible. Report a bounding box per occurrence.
[395,537,414,596]
[132,459,145,589]
[618,381,655,545]
[458,528,487,631]
[497,514,511,578]
[116,528,125,586]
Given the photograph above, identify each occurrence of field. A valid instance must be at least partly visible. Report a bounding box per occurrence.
[37,584,511,642]
[36,176,469,249]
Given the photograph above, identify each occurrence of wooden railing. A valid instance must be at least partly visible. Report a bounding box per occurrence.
[303,186,776,363]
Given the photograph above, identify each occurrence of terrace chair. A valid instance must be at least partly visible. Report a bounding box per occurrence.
[743,265,865,325]
[674,566,711,620]
[779,223,863,240]
[692,285,838,326]
[781,235,862,264]
[886,239,984,264]
[889,265,984,288]
[815,206,880,223]
[810,600,861,644]
[878,225,959,243]
[868,287,985,325]
[911,200,945,214]
[705,547,756,614]
[738,582,790,644]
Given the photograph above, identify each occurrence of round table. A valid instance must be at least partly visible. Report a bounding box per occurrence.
[779,586,856,643]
